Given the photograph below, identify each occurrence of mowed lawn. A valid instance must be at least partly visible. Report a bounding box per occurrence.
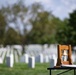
[0,63,74,75]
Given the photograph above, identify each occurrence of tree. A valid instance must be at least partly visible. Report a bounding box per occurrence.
[67,10,76,46]
[68,10,76,28]
[0,1,29,54]
[27,11,61,44]
[28,2,44,21]
[2,1,28,35]
[4,27,21,45]
[0,10,7,44]
[55,18,69,44]
[0,1,45,54]
[56,10,76,46]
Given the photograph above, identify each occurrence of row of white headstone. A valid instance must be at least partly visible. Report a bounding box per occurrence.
[0,48,76,68]
[0,47,21,63]
[6,53,76,68]
[5,54,35,68]
[20,53,53,63]
[1,52,76,68]
[0,44,60,64]
[5,53,57,68]
[0,47,56,64]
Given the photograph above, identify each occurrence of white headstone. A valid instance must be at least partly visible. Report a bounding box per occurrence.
[44,55,49,63]
[6,54,14,67]
[50,54,57,68]
[20,54,29,63]
[14,51,19,63]
[71,54,75,63]
[0,57,3,64]
[28,56,35,68]
[35,53,44,63]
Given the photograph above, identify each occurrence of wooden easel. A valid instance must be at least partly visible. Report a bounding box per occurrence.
[56,45,72,67]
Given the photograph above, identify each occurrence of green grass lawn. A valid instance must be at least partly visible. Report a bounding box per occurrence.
[0,63,74,75]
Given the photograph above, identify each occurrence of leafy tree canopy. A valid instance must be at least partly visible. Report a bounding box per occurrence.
[0,10,7,44]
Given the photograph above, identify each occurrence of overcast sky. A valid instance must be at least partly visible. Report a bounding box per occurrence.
[0,0,76,20]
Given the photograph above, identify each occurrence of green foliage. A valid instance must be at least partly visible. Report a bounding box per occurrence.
[27,11,53,44]
[55,19,69,44]
[1,0,75,46]
[56,10,76,46]
[28,12,63,44]
[0,1,63,45]
[0,1,28,47]
[68,10,76,28]
[4,27,21,45]
[0,11,7,44]
[67,10,76,46]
